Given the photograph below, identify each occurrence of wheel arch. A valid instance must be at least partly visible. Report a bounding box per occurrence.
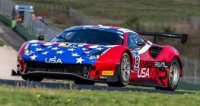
[173,56,183,77]
[124,49,133,69]
[98,45,133,64]
[157,45,183,77]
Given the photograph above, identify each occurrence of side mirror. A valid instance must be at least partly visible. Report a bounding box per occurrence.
[38,35,44,41]
[137,41,145,46]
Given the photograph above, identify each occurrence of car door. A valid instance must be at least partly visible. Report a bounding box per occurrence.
[127,32,156,84]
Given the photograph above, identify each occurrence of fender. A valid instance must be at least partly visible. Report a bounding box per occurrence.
[97,45,132,65]
[91,45,133,79]
[18,41,29,56]
[18,40,45,56]
[18,41,29,72]
[156,45,183,77]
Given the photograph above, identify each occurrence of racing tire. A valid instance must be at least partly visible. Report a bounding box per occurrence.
[107,53,131,87]
[156,58,180,91]
[74,79,95,85]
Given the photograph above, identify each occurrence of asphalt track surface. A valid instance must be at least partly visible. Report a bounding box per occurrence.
[0,23,192,94]
[0,79,192,94]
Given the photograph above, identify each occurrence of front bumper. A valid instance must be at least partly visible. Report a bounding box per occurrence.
[21,71,118,83]
[22,71,91,81]
[21,61,119,82]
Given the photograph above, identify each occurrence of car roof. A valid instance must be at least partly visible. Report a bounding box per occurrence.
[63,25,138,35]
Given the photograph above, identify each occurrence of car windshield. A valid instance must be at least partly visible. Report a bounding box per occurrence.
[51,29,123,45]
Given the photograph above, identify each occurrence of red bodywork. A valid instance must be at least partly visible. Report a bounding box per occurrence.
[17,26,183,89]
[87,32,183,88]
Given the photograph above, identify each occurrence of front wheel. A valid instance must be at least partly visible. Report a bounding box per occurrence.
[107,53,131,87]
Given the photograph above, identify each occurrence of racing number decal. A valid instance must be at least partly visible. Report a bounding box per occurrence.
[133,51,150,78]
[133,52,140,72]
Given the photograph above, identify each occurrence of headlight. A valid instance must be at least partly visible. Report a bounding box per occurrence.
[24,49,31,55]
[88,49,107,60]
[24,44,31,55]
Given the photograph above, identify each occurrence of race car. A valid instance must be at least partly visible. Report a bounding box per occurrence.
[16,25,188,90]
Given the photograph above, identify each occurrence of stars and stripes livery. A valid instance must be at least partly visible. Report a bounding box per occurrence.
[23,42,110,64]
[16,25,187,91]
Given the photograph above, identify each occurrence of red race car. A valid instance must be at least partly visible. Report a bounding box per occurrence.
[16,25,187,91]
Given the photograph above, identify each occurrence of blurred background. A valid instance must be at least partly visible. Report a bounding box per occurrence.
[0,0,200,90]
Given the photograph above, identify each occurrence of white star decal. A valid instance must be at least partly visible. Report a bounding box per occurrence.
[82,48,87,51]
[52,47,59,50]
[76,57,84,64]
[96,47,103,51]
[72,53,80,56]
[42,51,48,55]
[57,50,64,54]
[36,48,43,51]
[31,44,38,47]
[30,54,37,61]
[68,48,75,52]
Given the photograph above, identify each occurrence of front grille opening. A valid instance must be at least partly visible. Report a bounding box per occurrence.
[25,61,91,77]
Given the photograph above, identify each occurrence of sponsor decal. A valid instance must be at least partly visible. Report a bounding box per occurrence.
[138,68,149,78]
[102,70,114,76]
[140,61,169,68]
[100,76,107,79]
[45,56,62,64]
[155,62,168,68]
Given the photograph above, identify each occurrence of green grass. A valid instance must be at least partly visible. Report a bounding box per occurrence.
[14,0,200,25]
[13,0,200,59]
[0,85,200,106]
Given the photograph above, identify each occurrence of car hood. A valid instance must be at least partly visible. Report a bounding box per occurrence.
[22,40,116,64]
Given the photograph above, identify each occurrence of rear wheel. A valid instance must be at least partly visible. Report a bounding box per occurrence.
[107,53,131,87]
[156,58,180,91]
[168,58,180,90]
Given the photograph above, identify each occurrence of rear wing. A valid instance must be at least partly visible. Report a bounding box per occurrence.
[138,32,188,44]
